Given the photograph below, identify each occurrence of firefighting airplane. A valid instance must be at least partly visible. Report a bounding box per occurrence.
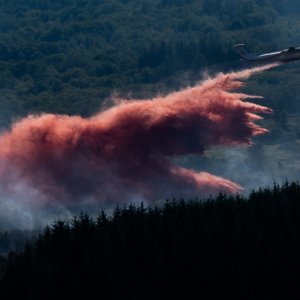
[234,44,300,63]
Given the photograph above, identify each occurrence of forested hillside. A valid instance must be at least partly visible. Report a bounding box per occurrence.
[2,1,300,291]
[1,182,300,299]
[1,0,300,128]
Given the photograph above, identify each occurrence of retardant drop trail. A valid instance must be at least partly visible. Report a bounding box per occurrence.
[0,64,277,205]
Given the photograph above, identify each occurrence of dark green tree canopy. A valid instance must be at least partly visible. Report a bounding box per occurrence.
[0,0,298,128]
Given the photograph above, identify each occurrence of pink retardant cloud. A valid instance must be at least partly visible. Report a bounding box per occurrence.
[0,64,276,205]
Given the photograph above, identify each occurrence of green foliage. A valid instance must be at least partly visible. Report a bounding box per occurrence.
[1,182,300,299]
[0,0,299,128]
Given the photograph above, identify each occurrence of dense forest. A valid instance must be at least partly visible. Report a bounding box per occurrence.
[1,0,300,128]
[0,182,300,299]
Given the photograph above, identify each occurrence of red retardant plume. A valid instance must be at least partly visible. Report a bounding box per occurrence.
[0,64,276,205]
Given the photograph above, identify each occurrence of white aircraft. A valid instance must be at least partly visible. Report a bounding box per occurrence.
[234,44,300,63]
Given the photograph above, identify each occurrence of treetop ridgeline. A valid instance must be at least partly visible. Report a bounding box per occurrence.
[1,182,300,299]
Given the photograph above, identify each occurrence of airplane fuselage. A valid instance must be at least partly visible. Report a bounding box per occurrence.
[234,44,300,63]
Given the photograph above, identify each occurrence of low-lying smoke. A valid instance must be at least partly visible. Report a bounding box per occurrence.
[0,64,276,209]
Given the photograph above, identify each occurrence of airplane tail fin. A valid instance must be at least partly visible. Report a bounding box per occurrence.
[233,44,249,58]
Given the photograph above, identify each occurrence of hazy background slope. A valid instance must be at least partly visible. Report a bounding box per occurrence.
[1,0,300,125]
